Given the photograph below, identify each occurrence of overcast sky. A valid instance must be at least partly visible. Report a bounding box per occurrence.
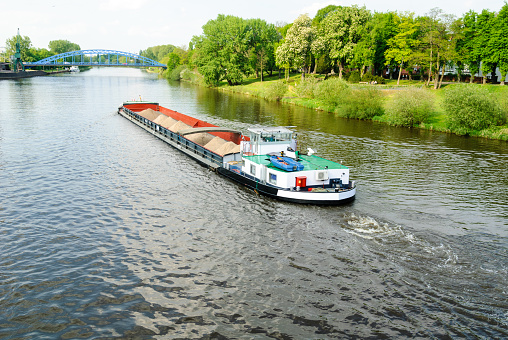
[1,0,505,54]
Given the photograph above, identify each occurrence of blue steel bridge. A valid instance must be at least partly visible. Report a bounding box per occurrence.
[23,49,166,68]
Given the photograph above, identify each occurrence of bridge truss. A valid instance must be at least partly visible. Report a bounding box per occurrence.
[24,49,166,68]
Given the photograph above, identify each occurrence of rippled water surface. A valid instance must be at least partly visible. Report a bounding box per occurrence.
[0,68,507,339]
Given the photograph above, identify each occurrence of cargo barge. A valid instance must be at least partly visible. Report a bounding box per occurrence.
[118,102,356,205]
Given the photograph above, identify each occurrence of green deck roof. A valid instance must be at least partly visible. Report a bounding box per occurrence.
[244,154,348,172]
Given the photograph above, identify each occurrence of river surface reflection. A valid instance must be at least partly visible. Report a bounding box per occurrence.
[0,68,506,339]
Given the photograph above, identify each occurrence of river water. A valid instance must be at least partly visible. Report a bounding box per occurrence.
[0,68,506,339]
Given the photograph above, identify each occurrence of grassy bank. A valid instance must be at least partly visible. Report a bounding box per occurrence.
[179,70,508,141]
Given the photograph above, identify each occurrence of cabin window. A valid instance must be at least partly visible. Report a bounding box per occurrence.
[269,173,277,185]
[250,164,256,176]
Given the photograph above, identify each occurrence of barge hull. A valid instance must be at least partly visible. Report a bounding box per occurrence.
[217,167,355,205]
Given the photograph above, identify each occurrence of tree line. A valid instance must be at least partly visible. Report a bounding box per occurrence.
[6,2,507,87]
[152,3,508,88]
[3,37,81,63]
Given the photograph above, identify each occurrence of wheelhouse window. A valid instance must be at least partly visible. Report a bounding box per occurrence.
[250,164,256,176]
[269,173,277,185]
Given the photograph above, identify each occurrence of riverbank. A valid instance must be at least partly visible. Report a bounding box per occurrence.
[178,70,508,141]
[0,70,48,79]
[0,69,71,80]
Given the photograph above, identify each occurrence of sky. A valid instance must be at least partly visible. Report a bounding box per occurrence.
[1,0,506,54]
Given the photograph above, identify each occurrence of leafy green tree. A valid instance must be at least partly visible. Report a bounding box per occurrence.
[312,5,370,78]
[370,12,399,76]
[276,14,314,81]
[247,18,279,81]
[48,40,80,54]
[5,34,33,62]
[311,5,341,74]
[384,12,420,85]
[30,48,53,61]
[418,8,458,88]
[312,5,340,26]
[350,17,377,78]
[491,3,508,85]
[166,52,181,71]
[140,44,176,62]
[476,10,497,84]
[457,10,481,83]
[193,14,252,86]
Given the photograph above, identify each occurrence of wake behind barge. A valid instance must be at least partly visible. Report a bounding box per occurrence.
[118,102,356,205]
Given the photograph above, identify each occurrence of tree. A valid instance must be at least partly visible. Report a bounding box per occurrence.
[419,8,458,88]
[247,18,279,81]
[312,5,340,26]
[457,10,481,83]
[276,14,314,81]
[384,12,420,85]
[48,40,80,54]
[476,10,497,84]
[193,14,252,86]
[312,5,370,78]
[491,3,508,85]
[30,48,53,61]
[166,52,181,71]
[5,34,33,62]
[139,44,176,62]
[371,12,399,76]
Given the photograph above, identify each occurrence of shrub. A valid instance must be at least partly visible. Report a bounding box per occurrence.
[293,77,318,98]
[444,85,505,132]
[314,77,350,105]
[385,87,434,127]
[340,88,384,119]
[361,73,385,84]
[348,70,361,83]
[168,65,187,81]
[264,80,287,101]
[362,73,375,82]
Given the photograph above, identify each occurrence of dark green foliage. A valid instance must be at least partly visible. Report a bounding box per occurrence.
[193,14,253,86]
[168,65,187,81]
[444,85,505,132]
[361,73,386,84]
[139,45,176,62]
[386,88,433,127]
[348,70,361,83]
[166,52,181,71]
[48,40,80,55]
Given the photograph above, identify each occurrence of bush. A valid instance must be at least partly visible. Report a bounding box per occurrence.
[314,77,350,105]
[264,80,287,101]
[385,87,434,127]
[348,70,361,83]
[361,73,385,84]
[167,65,186,81]
[293,77,318,98]
[340,88,384,119]
[444,85,505,132]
